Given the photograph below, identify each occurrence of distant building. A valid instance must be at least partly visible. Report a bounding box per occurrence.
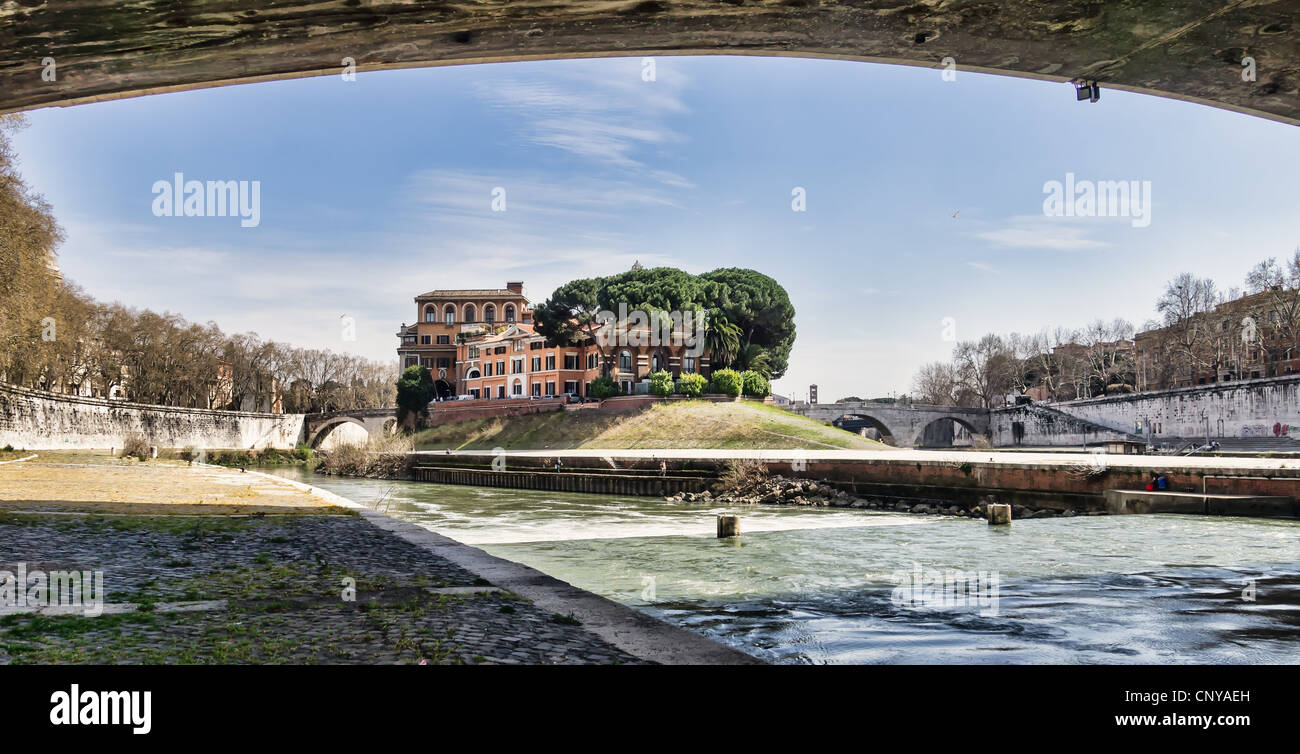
[397,281,712,399]
[1134,287,1299,390]
[809,385,818,405]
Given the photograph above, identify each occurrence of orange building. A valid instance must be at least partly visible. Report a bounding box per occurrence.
[397,281,712,400]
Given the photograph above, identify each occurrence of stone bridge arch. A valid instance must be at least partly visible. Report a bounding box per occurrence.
[795,401,991,448]
[917,415,984,448]
[302,408,397,448]
[1,3,1297,126]
[833,413,898,445]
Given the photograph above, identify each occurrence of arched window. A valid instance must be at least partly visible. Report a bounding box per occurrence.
[444,304,455,326]
[619,350,632,372]
[485,304,496,323]
[464,304,476,323]
[424,305,436,323]
[466,369,481,379]
[504,304,516,322]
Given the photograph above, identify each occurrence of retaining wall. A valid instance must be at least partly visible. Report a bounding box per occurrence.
[0,384,304,450]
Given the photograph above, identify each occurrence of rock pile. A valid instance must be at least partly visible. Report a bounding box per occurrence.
[665,476,1101,518]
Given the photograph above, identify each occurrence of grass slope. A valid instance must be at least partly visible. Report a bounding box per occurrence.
[412,400,885,451]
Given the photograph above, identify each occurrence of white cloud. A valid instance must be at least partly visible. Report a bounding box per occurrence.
[976,214,1110,250]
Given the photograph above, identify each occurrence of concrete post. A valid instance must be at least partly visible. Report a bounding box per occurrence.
[717,515,740,538]
[987,503,1012,525]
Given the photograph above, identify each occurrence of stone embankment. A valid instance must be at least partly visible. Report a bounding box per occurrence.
[668,475,1101,519]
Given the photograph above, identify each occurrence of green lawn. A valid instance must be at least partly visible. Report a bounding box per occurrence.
[412,399,885,451]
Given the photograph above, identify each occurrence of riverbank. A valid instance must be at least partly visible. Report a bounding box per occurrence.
[0,452,752,664]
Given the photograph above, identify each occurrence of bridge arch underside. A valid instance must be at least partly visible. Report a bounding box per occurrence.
[834,414,897,445]
[306,417,371,449]
[2,2,1298,125]
[916,417,983,448]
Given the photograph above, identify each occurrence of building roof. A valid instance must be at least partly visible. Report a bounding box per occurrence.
[415,289,527,299]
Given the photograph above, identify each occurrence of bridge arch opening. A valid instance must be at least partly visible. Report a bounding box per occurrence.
[833,414,896,445]
[310,417,370,449]
[917,417,984,449]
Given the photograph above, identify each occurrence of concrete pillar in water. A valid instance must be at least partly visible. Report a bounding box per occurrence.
[717,515,740,538]
[987,503,1011,525]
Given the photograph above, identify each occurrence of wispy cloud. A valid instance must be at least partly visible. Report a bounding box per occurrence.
[473,61,691,181]
[976,214,1111,250]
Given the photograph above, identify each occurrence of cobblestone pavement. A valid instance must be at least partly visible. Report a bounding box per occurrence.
[0,511,644,665]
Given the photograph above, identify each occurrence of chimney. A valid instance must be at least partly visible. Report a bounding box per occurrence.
[506,281,524,295]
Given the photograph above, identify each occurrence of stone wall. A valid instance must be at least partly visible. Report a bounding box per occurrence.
[990,404,1134,447]
[1047,375,1300,440]
[0,384,305,450]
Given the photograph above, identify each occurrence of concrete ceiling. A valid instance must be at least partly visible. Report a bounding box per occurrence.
[1,0,1297,125]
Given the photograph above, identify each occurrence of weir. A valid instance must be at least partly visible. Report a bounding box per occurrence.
[405,450,1300,518]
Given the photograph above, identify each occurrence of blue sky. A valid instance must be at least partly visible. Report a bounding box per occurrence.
[13,55,1300,401]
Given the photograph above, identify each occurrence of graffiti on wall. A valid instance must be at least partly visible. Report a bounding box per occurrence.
[1241,423,1290,437]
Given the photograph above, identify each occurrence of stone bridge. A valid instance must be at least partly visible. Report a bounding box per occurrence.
[302,408,397,448]
[2,1,1298,126]
[794,402,991,448]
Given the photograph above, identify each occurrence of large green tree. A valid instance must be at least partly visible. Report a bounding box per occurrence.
[534,266,796,380]
[699,268,795,379]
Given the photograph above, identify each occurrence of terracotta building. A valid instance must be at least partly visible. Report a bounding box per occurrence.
[397,281,712,399]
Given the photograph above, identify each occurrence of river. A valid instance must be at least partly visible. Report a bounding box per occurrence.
[270,468,1300,664]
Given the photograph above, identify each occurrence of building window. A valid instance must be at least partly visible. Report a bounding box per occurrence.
[514,340,524,352]
[531,357,541,372]
[619,351,632,372]
[587,353,597,370]
[546,381,556,396]
[424,305,435,323]
[468,346,479,359]
[497,360,505,375]
[505,304,516,322]
[436,335,450,345]
[512,379,523,396]
[564,381,577,394]
[545,355,556,371]
[436,358,450,369]
[564,354,578,370]
[494,346,507,355]
[485,304,496,323]
[469,388,480,399]
[404,357,418,368]
[512,358,523,374]
[464,304,476,323]
[420,335,431,345]
[531,382,541,397]
[466,369,480,379]
[497,385,505,399]
[444,305,455,326]
[530,341,543,351]
[683,356,696,373]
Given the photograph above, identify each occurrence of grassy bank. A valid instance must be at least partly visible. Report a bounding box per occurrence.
[412,400,884,451]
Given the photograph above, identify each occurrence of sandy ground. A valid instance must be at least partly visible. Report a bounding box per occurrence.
[0,452,345,515]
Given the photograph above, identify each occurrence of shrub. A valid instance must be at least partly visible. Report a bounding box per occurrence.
[711,368,743,397]
[588,376,622,400]
[121,432,151,461]
[677,372,707,397]
[742,370,770,398]
[2,444,13,452]
[719,459,768,492]
[316,434,413,479]
[648,370,674,397]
